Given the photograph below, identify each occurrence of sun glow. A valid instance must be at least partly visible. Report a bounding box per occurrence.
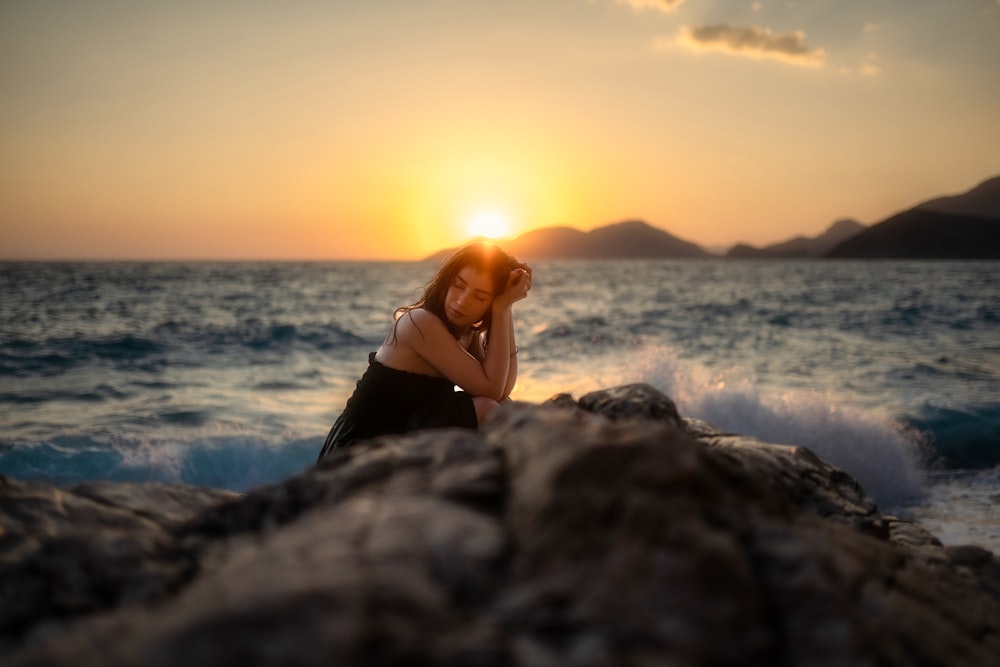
[466,210,512,239]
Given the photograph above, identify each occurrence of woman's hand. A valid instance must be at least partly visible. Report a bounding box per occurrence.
[498,265,532,306]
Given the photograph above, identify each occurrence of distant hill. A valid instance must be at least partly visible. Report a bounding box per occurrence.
[825,210,1000,259]
[826,175,1000,259]
[915,175,1000,218]
[727,219,866,259]
[427,220,712,262]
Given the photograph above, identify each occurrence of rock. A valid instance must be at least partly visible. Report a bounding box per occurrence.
[0,477,239,656]
[2,385,999,666]
[883,514,944,548]
[570,382,683,427]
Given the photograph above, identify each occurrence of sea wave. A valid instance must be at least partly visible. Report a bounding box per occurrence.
[1,353,994,503]
[902,402,1000,470]
[0,434,321,492]
[0,334,166,376]
[635,346,928,506]
[0,322,371,378]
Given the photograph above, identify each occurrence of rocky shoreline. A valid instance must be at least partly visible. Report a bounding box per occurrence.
[2,384,999,666]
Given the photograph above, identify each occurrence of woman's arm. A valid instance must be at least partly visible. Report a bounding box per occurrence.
[392,309,509,400]
[499,313,518,400]
[496,264,529,399]
[502,264,530,398]
[401,269,528,400]
[470,318,517,400]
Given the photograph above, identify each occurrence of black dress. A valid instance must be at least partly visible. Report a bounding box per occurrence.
[316,352,478,462]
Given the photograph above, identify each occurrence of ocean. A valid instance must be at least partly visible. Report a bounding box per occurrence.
[2,260,998,550]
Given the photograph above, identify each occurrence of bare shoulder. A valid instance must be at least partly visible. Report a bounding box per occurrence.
[394,308,447,342]
[401,307,438,325]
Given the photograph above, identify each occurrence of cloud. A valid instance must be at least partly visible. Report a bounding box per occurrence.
[674,23,826,67]
[859,52,882,77]
[615,0,685,12]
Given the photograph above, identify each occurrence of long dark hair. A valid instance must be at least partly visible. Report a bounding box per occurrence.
[394,241,522,339]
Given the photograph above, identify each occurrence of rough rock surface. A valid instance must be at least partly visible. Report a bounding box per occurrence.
[2,384,999,666]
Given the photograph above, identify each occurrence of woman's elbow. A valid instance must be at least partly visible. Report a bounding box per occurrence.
[461,383,501,402]
[467,377,505,402]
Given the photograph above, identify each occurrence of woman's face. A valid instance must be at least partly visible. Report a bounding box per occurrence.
[444,265,494,329]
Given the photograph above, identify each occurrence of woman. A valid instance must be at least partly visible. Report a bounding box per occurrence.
[316,241,531,462]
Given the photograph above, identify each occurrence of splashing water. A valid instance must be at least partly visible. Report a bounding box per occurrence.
[637,346,927,506]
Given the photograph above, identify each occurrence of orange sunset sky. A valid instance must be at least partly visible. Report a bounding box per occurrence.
[2,0,999,260]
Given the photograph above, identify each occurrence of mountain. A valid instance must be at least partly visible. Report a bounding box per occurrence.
[915,175,1000,218]
[824,209,1000,259]
[427,220,712,262]
[826,175,1000,259]
[727,219,866,259]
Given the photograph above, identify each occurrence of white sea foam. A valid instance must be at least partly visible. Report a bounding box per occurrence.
[636,346,927,506]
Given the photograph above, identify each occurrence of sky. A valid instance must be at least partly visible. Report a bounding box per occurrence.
[2,0,999,260]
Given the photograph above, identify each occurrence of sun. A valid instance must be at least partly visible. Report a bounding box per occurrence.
[466,210,512,240]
